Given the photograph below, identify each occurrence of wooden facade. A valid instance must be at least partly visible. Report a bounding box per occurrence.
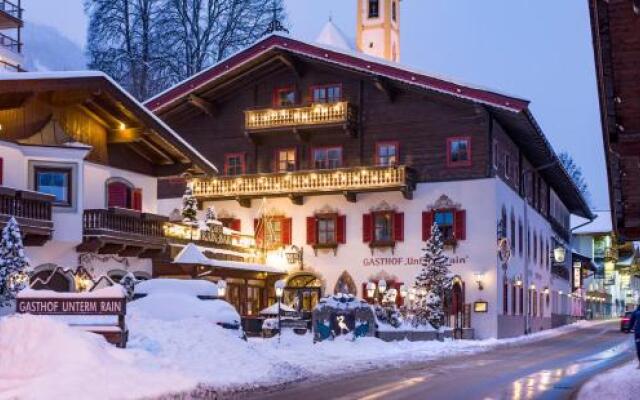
[150,34,592,226]
[590,0,640,240]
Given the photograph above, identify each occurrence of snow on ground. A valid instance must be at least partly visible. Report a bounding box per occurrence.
[578,360,640,400]
[0,315,196,400]
[0,300,608,400]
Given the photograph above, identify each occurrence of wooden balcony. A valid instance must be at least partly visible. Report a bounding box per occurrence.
[77,208,168,257]
[0,187,54,246]
[191,165,415,207]
[244,101,358,137]
[0,0,22,29]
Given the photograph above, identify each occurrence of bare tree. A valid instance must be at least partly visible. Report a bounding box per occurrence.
[85,0,286,99]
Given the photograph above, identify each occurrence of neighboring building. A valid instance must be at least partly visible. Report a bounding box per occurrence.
[572,211,640,317]
[146,24,592,338]
[356,0,400,62]
[589,0,640,241]
[0,72,256,291]
[0,0,23,71]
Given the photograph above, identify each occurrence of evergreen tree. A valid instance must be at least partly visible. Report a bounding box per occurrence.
[0,218,31,305]
[559,151,591,207]
[181,187,198,224]
[413,222,452,329]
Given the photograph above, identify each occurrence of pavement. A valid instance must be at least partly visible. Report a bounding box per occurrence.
[234,321,634,400]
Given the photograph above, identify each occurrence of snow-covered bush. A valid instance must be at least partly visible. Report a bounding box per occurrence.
[181,187,198,224]
[0,218,31,306]
[119,272,137,300]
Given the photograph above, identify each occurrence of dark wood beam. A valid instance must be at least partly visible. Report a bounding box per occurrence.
[0,91,33,110]
[275,53,305,79]
[373,76,396,102]
[188,94,217,117]
[138,136,175,164]
[107,128,144,143]
[153,163,193,177]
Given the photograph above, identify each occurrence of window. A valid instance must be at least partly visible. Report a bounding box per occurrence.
[503,280,509,315]
[313,147,342,169]
[224,153,245,176]
[307,214,346,247]
[518,220,523,257]
[311,84,342,103]
[106,179,142,211]
[435,210,455,242]
[505,154,511,180]
[533,232,538,264]
[493,141,499,169]
[511,285,517,315]
[273,87,296,107]
[375,142,399,166]
[447,137,472,167]
[255,217,292,249]
[527,229,531,260]
[510,212,516,252]
[392,1,397,21]
[34,167,72,207]
[374,212,393,242]
[363,212,403,244]
[368,0,379,18]
[276,149,296,172]
[519,286,524,315]
[318,216,336,245]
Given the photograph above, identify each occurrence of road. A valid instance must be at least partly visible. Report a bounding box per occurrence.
[235,321,634,400]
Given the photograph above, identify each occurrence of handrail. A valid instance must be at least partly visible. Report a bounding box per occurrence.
[245,101,356,130]
[0,0,21,20]
[191,165,410,199]
[83,209,166,239]
[0,188,53,221]
[0,32,20,53]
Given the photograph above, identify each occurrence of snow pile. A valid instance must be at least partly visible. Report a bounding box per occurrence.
[578,361,640,400]
[0,314,195,400]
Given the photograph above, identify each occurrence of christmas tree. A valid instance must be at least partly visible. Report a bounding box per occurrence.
[181,187,198,225]
[0,218,31,305]
[413,222,452,329]
[204,207,217,226]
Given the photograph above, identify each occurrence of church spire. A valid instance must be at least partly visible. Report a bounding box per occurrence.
[356,0,401,62]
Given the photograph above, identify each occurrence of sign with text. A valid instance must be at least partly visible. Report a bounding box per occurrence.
[16,297,126,315]
[362,255,470,267]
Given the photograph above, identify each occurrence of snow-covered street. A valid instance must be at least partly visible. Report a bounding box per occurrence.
[0,309,612,400]
[578,360,640,400]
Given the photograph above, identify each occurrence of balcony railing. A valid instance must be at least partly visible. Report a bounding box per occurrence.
[0,187,54,246]
[191,165,414,204]
[79,208,168,256]
[245,101,357,133]
[0,32,20,53]
[0,0,21,20]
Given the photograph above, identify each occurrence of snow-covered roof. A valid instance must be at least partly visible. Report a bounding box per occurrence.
[134,278,218,297]
[0,71,218,175]
[146,34,528,113]
[572,211,612,235]
[315,19,354,52]
[173,243,285,274]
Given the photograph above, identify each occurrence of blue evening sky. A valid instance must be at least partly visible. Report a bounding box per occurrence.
[24,0,607,210]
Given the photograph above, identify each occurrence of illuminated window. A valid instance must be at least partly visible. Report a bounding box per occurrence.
[34,167,72,207]
[276,149,296,172]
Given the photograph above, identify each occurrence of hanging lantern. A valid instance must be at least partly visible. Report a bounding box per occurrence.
[553,246,566,263]
[366,281,376,298]
[377,279,387,294]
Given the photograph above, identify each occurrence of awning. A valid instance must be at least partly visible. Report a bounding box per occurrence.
[173,243,286,275]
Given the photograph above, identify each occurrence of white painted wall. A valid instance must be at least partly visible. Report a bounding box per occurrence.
[84,162,158,213]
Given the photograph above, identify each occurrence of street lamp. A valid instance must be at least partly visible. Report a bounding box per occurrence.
[366,281,376,299]
[285,245,304,271]
[275,279,286,342]
[217,279,227,298]
[378,279,387,295]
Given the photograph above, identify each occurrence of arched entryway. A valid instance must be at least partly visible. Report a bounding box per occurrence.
[445,276,466,332]
[334,271,357,295]
[284,272,323,318]
[30,264,75,292]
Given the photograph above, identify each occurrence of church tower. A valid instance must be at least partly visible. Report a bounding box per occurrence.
[356,0,401,62]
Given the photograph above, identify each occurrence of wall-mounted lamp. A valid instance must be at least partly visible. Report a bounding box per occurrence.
[217,279,227,298]
[377,279,387,294]
[366,281,376,299]
[474,272,485,291]
[515,277,523,287]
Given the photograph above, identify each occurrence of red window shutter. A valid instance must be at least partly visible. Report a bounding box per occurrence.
[132,188,142,211]
[422,211,434,241]
[362,214,373,243]
[254,219,264,246]
[230,219,241,232]
[306,217,317,245]
[281,218,292,245]
[393,212,404,242]
[107,182,128,208]
[455,209,467,240]
[337,215,346,244]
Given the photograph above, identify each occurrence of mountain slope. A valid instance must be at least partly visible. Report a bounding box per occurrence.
[22,21,86,71]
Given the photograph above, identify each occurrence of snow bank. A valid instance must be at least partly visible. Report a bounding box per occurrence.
[0,314,195,400]
[578,361,640,400]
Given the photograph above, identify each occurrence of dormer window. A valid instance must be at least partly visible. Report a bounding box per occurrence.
[368,0,379,18]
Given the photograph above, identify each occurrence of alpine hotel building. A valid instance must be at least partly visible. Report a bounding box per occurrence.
[147,0,593,339]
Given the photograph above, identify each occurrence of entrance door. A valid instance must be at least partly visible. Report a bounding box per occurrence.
[284,273,322,319]
[448,280,465,336]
